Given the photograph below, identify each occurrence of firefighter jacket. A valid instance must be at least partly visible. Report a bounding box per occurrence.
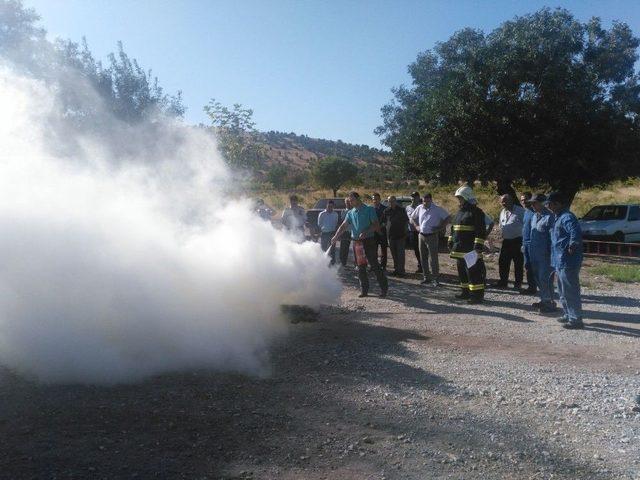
[449,203,487,258]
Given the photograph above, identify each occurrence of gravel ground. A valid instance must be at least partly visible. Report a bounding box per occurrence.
[0,251,639,479]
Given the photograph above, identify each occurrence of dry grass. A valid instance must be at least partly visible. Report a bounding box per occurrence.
[254,178,640,218]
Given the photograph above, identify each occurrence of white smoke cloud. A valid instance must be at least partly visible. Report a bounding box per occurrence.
[0,65,341,385]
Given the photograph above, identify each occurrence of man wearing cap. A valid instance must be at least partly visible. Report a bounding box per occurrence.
[332,192,388,298]
[406,192,423,273]
[448,186,487,304]
[494,194,526,290]
[410,193,450,286]
[384,195,409,276]
[521,192,538,295]
[528,194,556,313]
[546,192,584,329]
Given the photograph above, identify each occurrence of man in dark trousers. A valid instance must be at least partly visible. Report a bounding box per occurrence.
[448,186,487,304]
[405,191,423,273]
[332,192,388,298]
[339,196,353,267]
[384,195,409,276]
[493,194,525,289]
[371,193,388,270]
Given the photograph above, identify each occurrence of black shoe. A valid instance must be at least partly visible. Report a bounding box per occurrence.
[491,282,508,289]
[420,279,430,284]
[358,292,368,298]
[455,292,471,300]
[512,284,522,291]
[520,288,537,295]
[532,301,544,310]
[557,316,569,324]
[539,303,557,313]
[467,297,483,305]
[563,322,584,330]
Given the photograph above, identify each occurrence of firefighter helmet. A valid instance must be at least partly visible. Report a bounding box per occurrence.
[454,185,477,204]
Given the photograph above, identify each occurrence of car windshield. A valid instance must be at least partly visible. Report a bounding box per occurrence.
[582,205,628,221]
[313,199,346,209]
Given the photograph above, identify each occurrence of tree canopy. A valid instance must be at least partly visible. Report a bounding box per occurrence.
[204,99,264,170]
[376,8,640,201]
[1,0,184,124]
[311,156,359,197]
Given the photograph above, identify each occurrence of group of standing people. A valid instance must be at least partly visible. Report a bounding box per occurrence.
[273,185,584,329]
[489,191,584,329]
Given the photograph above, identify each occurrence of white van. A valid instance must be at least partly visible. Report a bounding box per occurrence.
[579,204,640,243]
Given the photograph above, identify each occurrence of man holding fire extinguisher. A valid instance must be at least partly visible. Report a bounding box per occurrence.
[331,191,388,298]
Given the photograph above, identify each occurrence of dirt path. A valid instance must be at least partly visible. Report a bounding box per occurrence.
[0,253,639,479]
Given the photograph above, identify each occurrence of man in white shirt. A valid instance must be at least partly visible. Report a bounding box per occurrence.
[410,193,450,285]
[281,194,306,242]
[493,194,526,289]
[317,200,339,264]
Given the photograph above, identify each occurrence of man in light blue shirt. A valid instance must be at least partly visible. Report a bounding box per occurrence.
[317,200,339,264]
[410,193,450,285]
[332,192,388,297]
[547,192,584,330]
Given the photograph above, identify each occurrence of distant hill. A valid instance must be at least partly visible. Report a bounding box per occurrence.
[255,131,400,182]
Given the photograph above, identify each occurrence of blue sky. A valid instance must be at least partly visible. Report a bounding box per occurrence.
[26,0,640,147]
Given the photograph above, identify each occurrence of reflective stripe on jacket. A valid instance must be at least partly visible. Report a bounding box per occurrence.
[449,204,486,258]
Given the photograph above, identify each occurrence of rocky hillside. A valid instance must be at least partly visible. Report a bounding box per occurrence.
[257,131,398,178]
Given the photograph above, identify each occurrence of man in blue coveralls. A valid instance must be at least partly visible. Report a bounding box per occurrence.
[528,194,556,313]
[332,191,389,298]
[546,192,584,330]
[521,192,538,295]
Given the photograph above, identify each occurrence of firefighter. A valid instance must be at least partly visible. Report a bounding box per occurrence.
[448,186,487,304]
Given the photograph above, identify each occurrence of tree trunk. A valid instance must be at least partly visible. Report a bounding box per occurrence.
[332,188,337,197]
[496,178,522,207]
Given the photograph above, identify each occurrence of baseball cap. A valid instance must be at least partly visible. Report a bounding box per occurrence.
[545,191,566,204]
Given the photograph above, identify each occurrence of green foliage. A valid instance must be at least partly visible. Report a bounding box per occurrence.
[311,156,359,196]
[590,264,640,283]
[204,99,264,170]
[266,164,289,190]
[1,0,184,124]
[59,39,185,122]
[376,8,640,202]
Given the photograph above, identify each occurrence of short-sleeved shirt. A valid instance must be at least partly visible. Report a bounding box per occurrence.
[282,206,306,230]
[346,205,378,240]
[317,210,339,233]
[406,204,419,232]
[410,203,449,234]
[499,205,525,240]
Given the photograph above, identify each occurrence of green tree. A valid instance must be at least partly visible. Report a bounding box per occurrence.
[266,163,289,190]
[312,156,359,197]
[1,1,184,124]
[204,99,264,170]
[376,8,640,203]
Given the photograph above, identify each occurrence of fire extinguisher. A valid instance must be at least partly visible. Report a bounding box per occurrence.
[353,240,368,266]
